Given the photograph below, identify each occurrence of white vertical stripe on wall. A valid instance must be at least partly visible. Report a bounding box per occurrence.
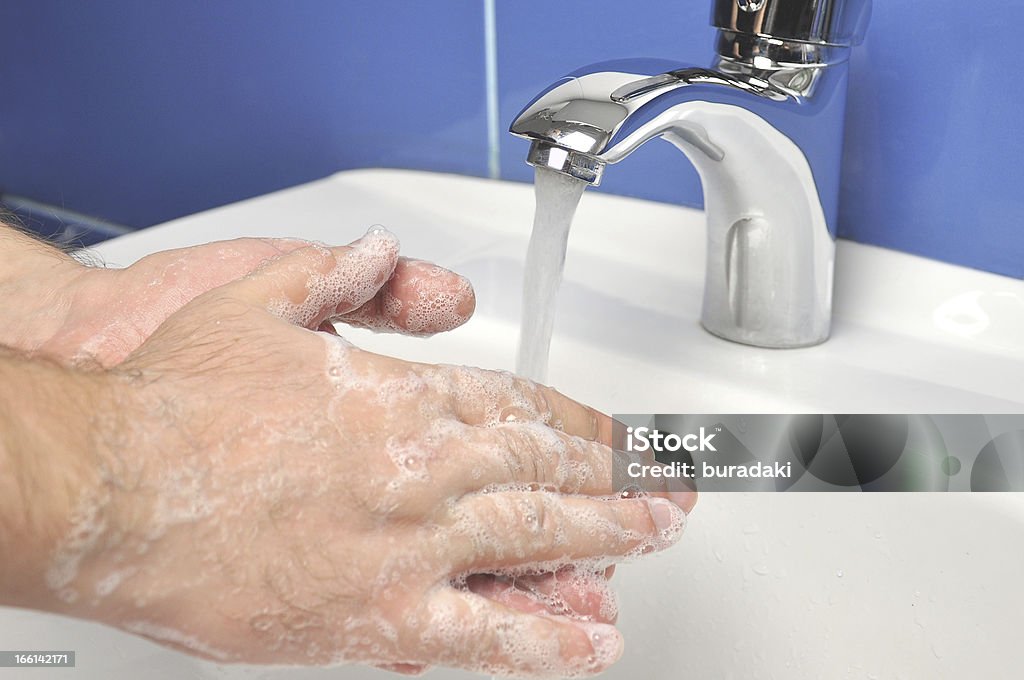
[483,0,501,179]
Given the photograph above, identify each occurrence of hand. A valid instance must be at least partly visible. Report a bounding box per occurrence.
[25,230,476,367]
[54,235,689,676]
[0,224,634,640]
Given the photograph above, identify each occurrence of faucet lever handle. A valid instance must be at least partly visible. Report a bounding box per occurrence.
[611,68,783,104]
[610,73,682,103]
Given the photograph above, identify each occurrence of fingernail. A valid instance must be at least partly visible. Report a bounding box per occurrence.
[579,622,623,667]
[648,497,682,534]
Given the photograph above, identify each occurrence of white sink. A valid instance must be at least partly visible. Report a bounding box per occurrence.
[4,169,1023,679]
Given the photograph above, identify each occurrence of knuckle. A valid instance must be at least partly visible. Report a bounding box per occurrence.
[609,501,636,533]
[581,441,613,492]
[613,500,652,541]
[302,244,338,272]
[349,473,403,517]
[516,378,552,423]
[497,428,543,484]
[203,292,254,320]
[522,494,562,554]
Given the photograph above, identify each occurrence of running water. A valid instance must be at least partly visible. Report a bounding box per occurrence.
[516,167,589,382]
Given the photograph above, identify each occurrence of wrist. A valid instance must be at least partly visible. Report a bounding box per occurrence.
[0,347,117,609]
[0,225,96,355]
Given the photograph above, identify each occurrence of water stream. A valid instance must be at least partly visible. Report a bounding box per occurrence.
[515,167,589,382]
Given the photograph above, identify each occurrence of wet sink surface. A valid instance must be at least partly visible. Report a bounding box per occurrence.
[3,169,1022,679]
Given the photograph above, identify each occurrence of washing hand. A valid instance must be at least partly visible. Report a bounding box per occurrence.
[0,225,628,631]
[11,232,685,676]
[0,227,475,367]
[0,225,696,676]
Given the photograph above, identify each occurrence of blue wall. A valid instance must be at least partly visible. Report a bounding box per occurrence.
[0,1,1021,279]
[0,1,489,227]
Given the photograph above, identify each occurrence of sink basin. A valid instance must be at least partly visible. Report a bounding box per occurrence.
[4,169,1022,678]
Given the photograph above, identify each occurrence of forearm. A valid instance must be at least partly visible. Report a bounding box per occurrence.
[0,225,89,353]
[0,345,108,608]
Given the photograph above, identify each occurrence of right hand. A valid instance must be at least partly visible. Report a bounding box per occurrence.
[51,231,691,677]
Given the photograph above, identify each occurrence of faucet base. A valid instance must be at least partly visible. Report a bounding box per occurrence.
[700,320,831,350]
[607,101,837,349]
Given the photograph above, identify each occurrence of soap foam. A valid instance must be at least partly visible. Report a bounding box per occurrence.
[342,258,474,336]
[46,489,111,600]
[420,586,621,678]
[43,253,684,676]
[123,620,233,661]
[267,226,399,328]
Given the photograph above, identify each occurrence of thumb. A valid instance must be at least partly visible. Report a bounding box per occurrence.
[211,226,400,329]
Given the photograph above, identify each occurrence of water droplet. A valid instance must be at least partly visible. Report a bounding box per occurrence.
[619,485,645,499]
[524,511,539,530]
[835,570,844,578]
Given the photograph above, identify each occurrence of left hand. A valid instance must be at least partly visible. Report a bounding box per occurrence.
[21,233,475,367]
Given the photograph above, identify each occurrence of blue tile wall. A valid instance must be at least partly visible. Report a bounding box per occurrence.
[842,3,1022,279]
[0,1,488,228]
[0,1,1021,279]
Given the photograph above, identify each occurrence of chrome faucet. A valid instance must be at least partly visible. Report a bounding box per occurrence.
[511,0,871,348]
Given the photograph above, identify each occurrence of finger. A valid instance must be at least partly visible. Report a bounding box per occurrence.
[128,237,311,285]
[99,237,314,345]
[538,385,613,444]
[455,423,615,496]
[123,237,313,305]
[486,569,619,624]
[356,418,602,510]
[661,489,698,514]
[443,492,686,573]
[615,446,699,513]
[517,568,618,624]
[339,257,475,336]
[416,587,623,677]
[453,419,698,512]
[464,574,551,616]
[208,226,399,328]
[457,424,699,509]
[440,367,611,442]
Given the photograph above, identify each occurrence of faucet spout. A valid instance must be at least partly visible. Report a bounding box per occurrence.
[509,0,870,348]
